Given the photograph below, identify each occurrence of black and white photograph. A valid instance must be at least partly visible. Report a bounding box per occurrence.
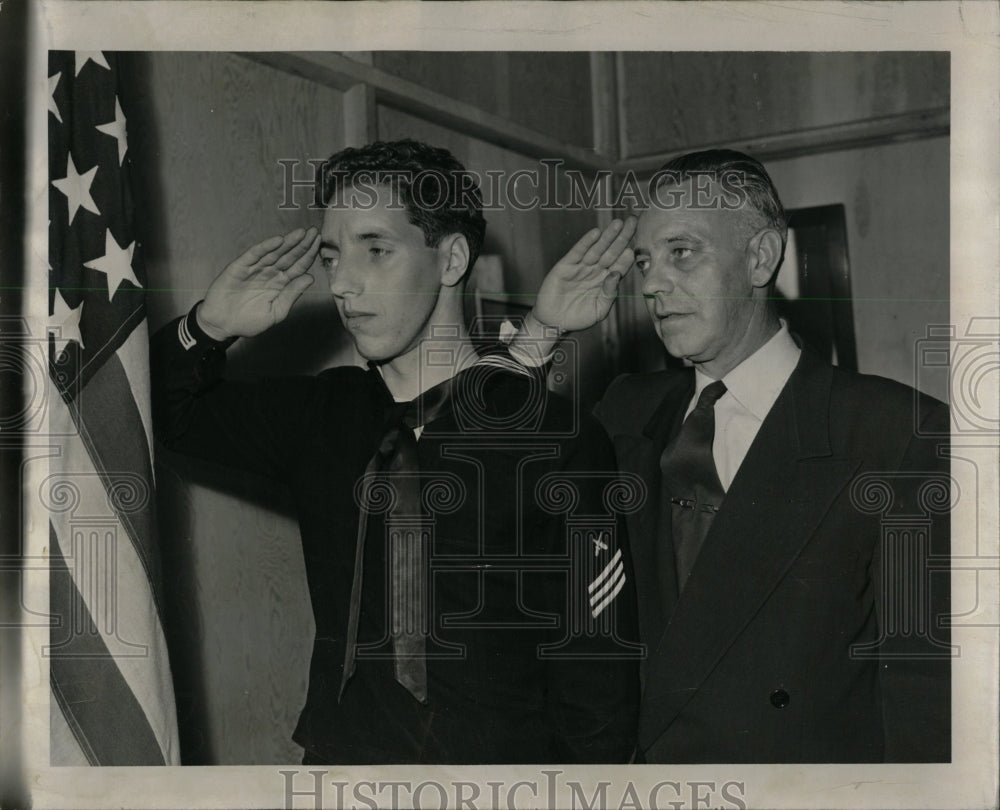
[1,2,997,809]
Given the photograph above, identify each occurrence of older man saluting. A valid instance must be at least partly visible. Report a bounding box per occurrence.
[515,148,951,763]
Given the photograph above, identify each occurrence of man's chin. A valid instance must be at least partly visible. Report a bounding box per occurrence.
[657,332,693,359]
[352,332,439,366]
[657,336,706,367]
[351,338,389,363]
[356,348,392,365]
[353,338,413,366]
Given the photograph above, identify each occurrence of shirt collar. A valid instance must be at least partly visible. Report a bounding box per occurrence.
[693,321,801,421]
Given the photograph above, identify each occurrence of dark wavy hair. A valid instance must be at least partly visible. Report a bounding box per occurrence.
[650,149,788,244]
[315,139,486,276]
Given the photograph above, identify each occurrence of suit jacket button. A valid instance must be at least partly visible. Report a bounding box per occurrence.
[770,689,790,708]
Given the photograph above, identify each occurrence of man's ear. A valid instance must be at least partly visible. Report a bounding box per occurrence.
[439,234,470,288]
[746,228,784,289]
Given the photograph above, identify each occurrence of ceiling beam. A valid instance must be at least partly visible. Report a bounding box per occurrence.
[618,107,950,174]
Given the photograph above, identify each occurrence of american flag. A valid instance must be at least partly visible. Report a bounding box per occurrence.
[47,50,179,765]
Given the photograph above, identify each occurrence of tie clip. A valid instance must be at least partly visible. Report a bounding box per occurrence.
[670,497,720,514]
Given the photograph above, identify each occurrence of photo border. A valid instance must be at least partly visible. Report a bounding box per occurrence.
[16,2,999,809]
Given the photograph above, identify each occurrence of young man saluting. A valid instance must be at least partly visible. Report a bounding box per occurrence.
[151,140,641,764]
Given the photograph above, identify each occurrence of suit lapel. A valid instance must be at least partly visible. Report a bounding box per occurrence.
[638,352,862,750]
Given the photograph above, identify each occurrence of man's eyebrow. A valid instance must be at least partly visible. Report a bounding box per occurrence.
[656,233,702,247]
[320,230,392,250]
[356,230,390,242]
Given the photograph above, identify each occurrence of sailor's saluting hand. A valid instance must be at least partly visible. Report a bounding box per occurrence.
[197,227,320,341]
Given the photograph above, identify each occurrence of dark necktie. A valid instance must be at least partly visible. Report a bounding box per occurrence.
[339,369,459,705]
[660,380,727,589]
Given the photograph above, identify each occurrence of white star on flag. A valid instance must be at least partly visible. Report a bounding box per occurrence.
[85,230,141,301]
[52,154,100,225]
[49,288,85,353]
[96,98,128,165]
[49,73,63,123]
[75,51,110,77]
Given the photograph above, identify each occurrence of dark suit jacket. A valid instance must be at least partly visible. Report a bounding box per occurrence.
[594,350,951,763]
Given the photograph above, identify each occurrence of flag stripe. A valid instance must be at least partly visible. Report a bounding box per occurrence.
[49,522,166,766]
[115,322,155,475]
[49,387,178,763]
[72,300,146,393]
[69,350,164,619]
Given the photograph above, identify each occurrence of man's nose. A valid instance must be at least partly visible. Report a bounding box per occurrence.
[329,253,361,298]
[641,262,675,298]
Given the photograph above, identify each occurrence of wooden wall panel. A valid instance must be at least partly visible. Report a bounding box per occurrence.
[766,137,950,400]
[621,52,949,158]
[373,52,595,150]
[507,52,594,150]
[374,52,508,116]
[124,51,349,371]
[123,51,352,764]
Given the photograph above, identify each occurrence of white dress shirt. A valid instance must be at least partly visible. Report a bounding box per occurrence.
[688,323,801,491]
